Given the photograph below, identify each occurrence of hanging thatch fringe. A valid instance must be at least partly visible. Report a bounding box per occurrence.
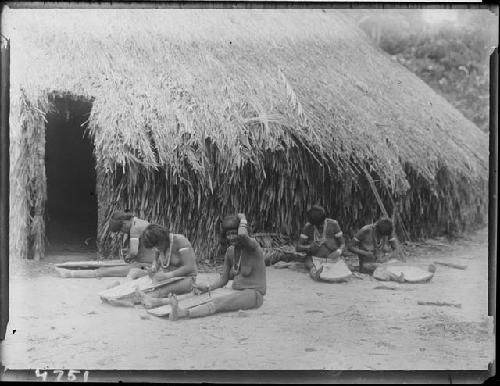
[9,89,49,259]
[360,164,389,218]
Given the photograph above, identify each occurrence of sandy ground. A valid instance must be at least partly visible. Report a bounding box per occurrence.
[1,228,494,371]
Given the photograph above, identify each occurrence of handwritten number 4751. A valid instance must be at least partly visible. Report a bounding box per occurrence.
[35,369,89,382]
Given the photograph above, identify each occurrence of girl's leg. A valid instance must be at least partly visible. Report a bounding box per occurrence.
[139,277,194,308]
[360,262,379,275]
[304,255,314,271]
[56,267,97,278]
[306,256,323,281]
[169,289,263,320]
[211,289,263,313]
[150,277,194,297]
[96,266,134,277]
[127,267,149,279]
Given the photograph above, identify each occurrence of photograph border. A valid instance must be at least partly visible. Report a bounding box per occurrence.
[0,1,497,383]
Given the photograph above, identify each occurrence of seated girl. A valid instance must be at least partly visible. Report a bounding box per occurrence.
[55,210,155,279]
[135,224,198,308]
[168,213,266,321]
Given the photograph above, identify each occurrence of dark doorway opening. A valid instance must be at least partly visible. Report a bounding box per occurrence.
[45,96,97,253]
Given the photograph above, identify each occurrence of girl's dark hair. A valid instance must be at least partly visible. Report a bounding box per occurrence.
[142,224,170,249]
[221,215,240,231]
[109,210,134,232]
[307,205,326,225]
[375,218,393,236]
[220,215,240,240]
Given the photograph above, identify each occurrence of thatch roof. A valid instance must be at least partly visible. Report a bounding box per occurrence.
[4,9,489,259]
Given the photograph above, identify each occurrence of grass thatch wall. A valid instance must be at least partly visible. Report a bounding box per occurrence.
[4,9,488,260]
[9,89,49,260]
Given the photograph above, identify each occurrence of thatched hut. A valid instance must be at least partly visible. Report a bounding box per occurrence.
[4,9,488,260]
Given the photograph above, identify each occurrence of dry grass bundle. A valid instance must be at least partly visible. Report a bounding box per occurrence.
[4,9,488,259]
[10,90,49,260]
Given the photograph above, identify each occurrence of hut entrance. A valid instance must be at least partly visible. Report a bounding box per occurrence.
[45,96,97,253]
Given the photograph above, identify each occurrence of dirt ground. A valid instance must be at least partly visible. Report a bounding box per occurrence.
[1,227,494,371]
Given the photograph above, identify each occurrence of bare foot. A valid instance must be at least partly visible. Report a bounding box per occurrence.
[106,298,135,307]
[310,266,323,281]
[141,293,169,309]
[132,287,146,305]
[168,294,179,321]
[141,293,154,309]
[169,294,190,321]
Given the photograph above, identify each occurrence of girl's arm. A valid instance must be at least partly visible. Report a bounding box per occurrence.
[348,241,375,258]
[154,247,197,280]
[207,251,231,290]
